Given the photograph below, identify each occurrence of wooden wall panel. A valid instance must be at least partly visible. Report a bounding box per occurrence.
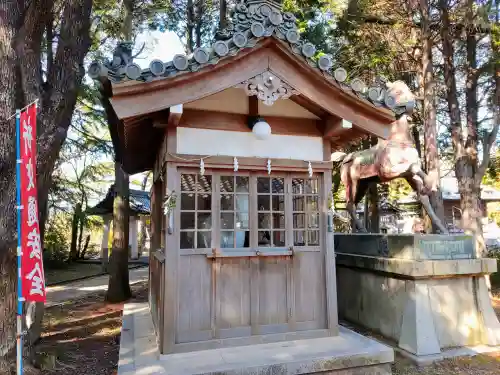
[217,258,251,337]
[258,258,288,326]
[177,255,212,343]
[294,252,326,330]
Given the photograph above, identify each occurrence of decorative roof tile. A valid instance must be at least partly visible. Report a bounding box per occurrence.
[88,0,414,115]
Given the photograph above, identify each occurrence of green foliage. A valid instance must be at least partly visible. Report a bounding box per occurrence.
[43,213,71,269]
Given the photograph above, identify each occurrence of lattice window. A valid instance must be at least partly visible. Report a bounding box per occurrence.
[180,173,212,249]
[220,175,250,248]
[292,177,320,246]
[257,176,286,247]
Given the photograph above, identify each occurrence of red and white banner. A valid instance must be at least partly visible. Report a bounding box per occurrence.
[20,103,46,302]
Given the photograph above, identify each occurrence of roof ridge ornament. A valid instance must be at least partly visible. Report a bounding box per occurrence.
[237,71,298,106]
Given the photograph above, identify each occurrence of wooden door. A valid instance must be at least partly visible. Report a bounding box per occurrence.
[175,170,326,346]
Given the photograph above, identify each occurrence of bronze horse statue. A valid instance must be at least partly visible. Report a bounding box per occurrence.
[331,80,448,234]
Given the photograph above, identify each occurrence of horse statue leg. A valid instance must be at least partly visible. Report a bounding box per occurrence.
[406,165,449,234]
[341,163,368,232]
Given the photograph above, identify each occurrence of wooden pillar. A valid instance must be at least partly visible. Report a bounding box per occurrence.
[163,163,179,353]
[101,215,111,271]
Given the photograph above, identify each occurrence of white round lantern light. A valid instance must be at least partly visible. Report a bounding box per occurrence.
[252,118,271,140]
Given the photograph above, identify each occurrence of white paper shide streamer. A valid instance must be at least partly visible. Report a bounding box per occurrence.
[200,158,205,176]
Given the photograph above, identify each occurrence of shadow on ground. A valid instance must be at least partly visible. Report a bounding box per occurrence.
[37,282,148,375]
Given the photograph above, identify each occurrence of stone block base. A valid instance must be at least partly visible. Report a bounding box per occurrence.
[336,252,500,362]
[118,302,394,375]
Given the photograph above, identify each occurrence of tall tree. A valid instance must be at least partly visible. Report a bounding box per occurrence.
[106,0,135,303]
[0,0,93,362]
[439,0,499,255]
[419,0,446,230]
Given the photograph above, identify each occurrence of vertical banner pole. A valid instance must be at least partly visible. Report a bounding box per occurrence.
[15,109,23,375]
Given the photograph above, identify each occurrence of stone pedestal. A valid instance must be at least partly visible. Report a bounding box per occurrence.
[335,233,500,364]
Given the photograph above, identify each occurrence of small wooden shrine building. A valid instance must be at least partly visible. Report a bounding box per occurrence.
[87,185,151,260]
[89,0,407,364]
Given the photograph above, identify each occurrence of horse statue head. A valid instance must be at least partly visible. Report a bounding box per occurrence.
[385,80,416,116]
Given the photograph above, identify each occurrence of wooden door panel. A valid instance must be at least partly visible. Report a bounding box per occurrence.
[217,258,251,338]
[294,251,326,330]
[177,255,212,343]
[258,257,288,333]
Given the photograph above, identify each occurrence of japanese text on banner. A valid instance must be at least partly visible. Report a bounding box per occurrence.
[20,104,46,302]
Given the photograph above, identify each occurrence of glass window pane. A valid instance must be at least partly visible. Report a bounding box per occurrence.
[293,231,306,246]
[273,231,286,247]
[258,231,272,246]
[305,178,319,194]
[258,213,271,229]
[235,212,249,229]
[272,177,284,194]
[180,231,195,249]
[198,175,212,192]
[257,195,270,211]
[197,193,211,210]
[257,177,270,193]
[220,176,234,193]
[272,213,285,229]
[235,194,249,212]
[197,231,211,249]
[235,176,249,193]
[235,231,250,248]
[181,174,196,192]
[272,195,285,211]
[181,193,195,210]
[307,230,320,246]
[197,213,212,229]
[292,178,305,194]
[221,213,234,229]
[180,212,195,229]
[308,213,320,228]
[293,196,305,211]
[306,196,319,211]
[221,194,234,211]
[293,213,305,229]
[221,231,234,248]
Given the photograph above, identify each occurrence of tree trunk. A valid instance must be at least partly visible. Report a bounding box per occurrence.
[69,203,82,262]
[0,0,21,360]
[106,163,132,302]
[0,0,93,360]
[458,0,485,255]
[80,235,90,259]
[419,0,446,232]
[186,0,195,53]
[219,0,227,30]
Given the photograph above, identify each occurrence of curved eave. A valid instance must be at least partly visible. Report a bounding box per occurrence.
[109,38,395,128]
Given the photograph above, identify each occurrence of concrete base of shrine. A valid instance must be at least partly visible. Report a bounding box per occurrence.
[335,233,500,363]
[118,302,394,375]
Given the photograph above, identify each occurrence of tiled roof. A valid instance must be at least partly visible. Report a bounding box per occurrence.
[86,185,151,216]
[88,0,413,116]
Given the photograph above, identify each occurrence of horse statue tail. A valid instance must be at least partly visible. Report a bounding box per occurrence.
[331,152,348,163]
